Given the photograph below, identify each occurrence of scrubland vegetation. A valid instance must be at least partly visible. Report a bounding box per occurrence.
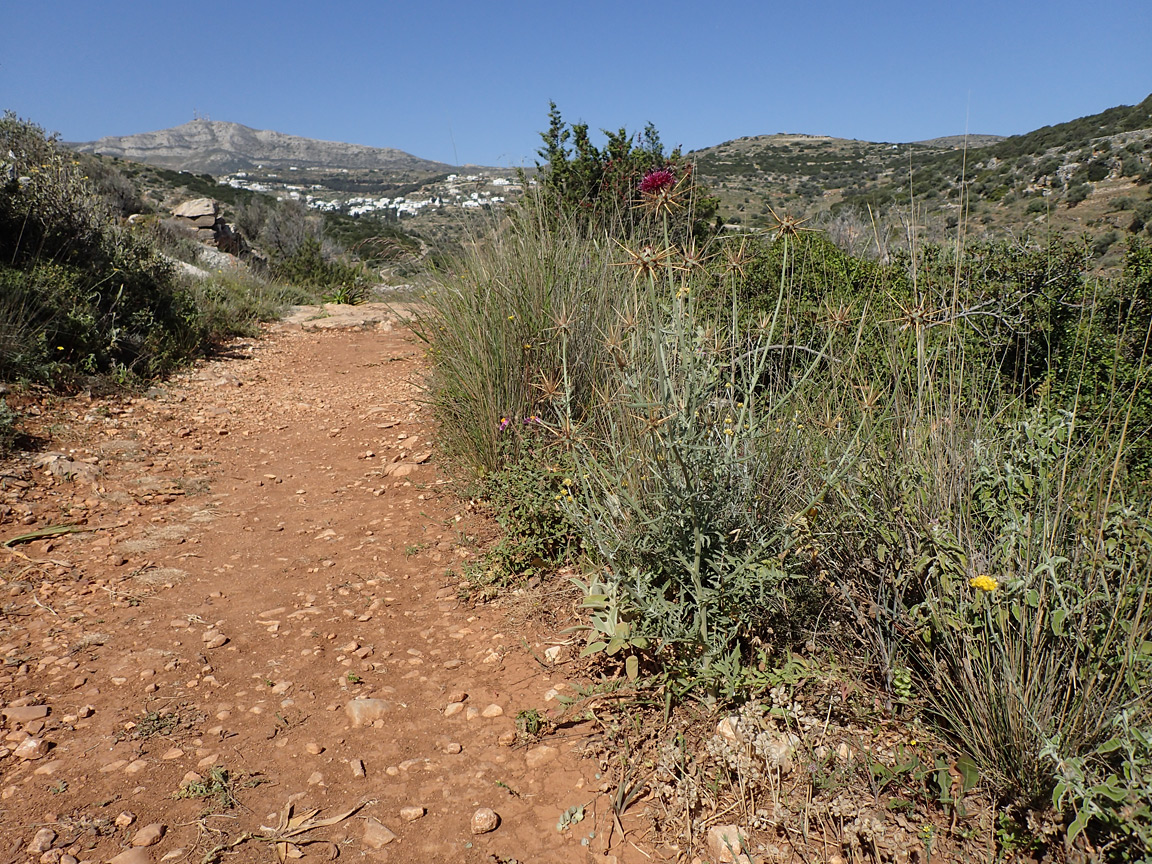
[0,114,399,447]
[419,107,1152,860]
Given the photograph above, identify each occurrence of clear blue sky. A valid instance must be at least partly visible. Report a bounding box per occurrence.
[3,0,1150,167]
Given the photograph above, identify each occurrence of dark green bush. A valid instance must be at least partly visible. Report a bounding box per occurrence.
[1067,183,1091,207]
[0,113,319,388]
[0,113,200,383]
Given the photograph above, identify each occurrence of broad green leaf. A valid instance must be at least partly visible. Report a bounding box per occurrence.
[956,754,980,793]
[625,655,639,680]
[580,641,608,657]
[1067,810,1090,844]
[1051,608,1068,636]
[935,766,951,802]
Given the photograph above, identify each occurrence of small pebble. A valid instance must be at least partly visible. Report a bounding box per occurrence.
[345,698,391,726]
[131,823,166,847]
[362,817,397,849]
[470,807,500,835]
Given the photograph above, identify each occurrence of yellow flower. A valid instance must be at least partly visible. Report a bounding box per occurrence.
[969,574,998,592]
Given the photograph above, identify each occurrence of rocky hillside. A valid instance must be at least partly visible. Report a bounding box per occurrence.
[690,94,1152,263]
[71,119,453,175]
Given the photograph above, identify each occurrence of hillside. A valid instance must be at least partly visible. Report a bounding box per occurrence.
[64,94,1152,266]
[691,93,1152,263]
[71,118,453,175]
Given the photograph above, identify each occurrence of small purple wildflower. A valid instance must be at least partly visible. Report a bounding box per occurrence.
[498,416,511,432]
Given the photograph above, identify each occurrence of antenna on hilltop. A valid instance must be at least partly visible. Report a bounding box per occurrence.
[192,110,211,122]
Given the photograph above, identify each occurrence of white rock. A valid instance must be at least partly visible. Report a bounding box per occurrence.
[717,716,741,743]
[470,807,500,834]
[108,849,151,864]
[14,737,48,760]
[131,823,166,847]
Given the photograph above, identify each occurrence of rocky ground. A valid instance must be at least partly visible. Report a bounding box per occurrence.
[0,309,640,864]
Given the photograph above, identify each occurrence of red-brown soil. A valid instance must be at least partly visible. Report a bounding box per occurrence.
[1,315,636,864]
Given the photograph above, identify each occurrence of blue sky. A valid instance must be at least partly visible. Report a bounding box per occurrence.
[3,0,1150,167]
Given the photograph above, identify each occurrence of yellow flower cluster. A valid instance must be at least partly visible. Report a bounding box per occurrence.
[969,574,998,592]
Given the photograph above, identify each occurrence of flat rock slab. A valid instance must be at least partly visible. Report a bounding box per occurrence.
[283,303,398,330]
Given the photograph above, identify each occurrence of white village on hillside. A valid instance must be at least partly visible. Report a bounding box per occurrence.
[223,167,527,219]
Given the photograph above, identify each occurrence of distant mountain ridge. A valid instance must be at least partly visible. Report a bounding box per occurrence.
[71,119,454,175]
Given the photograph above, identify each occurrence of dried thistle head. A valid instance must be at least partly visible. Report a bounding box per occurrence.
[722,235,753,278]
[855,382,882,412]
[611,240,682,284]
[679,236,714,276]
[821,299,856,331]
[604,326,629,369]
[888,295,940,331]
[767,205,813,240]
[532,369,563,402]
[631,405,677,436]
[616,305,639,333]
[815,408,844,435]
[550,303,573,334]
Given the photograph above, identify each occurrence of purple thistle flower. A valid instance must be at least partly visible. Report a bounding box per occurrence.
[639,169,675,195]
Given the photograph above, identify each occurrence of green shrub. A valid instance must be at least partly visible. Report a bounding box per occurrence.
[0,113,195,383]
[1067,182,1091,207]
[465,439,580,593]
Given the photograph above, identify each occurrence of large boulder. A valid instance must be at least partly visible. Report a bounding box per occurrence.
[172,198,218,219]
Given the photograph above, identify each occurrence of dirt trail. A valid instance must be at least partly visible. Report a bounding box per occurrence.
[0,311,635,864]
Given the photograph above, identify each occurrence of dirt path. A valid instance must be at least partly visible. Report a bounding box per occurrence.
[0,311,633,864]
